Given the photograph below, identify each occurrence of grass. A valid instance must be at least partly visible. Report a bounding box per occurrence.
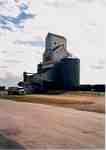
[0,94,94,105]
[0,91,105,113]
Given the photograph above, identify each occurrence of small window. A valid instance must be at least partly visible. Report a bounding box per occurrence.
[54,42,56,45]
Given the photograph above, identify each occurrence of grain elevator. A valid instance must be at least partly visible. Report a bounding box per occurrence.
[21,33,80,93]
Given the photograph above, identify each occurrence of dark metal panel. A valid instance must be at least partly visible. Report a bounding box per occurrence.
[59,58,80,90]
[23,58,80,91]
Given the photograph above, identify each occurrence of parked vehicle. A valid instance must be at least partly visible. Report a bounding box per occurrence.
[8,87,25,95]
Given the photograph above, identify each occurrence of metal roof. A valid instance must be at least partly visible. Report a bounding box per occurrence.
[46,32,66,40]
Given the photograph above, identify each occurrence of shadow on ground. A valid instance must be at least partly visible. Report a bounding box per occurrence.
[0,134,25,149]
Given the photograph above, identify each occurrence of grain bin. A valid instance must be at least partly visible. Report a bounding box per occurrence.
[59,58,80,90]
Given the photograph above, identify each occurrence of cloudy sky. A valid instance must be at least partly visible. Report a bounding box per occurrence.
[0,0,106,87]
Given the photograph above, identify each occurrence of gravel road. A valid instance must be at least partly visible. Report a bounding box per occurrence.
[0,98,105,149]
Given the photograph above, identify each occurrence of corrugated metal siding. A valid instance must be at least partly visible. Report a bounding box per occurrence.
[58,58,80,90]
[23,58,80,91]
[35,58,80,90]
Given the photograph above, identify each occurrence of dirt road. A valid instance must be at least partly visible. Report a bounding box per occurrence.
[0,98,105,149]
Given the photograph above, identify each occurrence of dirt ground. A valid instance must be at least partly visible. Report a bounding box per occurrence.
[0,93,105,149]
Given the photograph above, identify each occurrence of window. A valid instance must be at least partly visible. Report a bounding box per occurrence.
[54,42,56,45]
